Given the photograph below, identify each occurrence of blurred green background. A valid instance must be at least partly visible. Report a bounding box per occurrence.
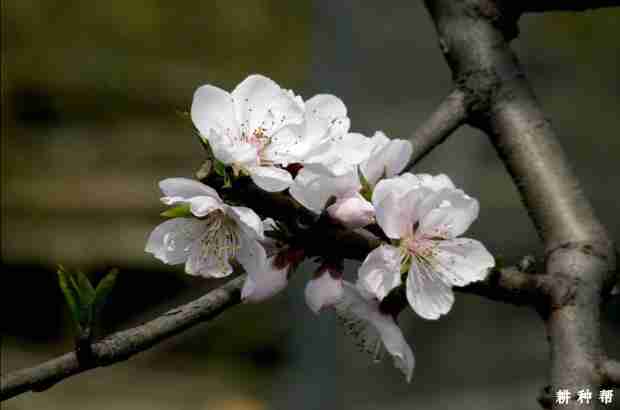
[1,2,619,409]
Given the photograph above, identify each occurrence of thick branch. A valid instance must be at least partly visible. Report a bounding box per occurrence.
[1,276,245,401]
[601,359,620,388]
[424,1,615,409]
[456,266,549,307]
[404,88,466,171]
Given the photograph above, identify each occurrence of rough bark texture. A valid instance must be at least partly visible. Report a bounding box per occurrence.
[1,276,245,401]
[424,1,617,409]
[1,0,619,406]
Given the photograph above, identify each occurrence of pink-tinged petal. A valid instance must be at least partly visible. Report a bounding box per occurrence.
[145,218,205,264]
[305,271,344,314]
[327,193,375,229]
[241,256,289,303]
[431,238,494,286]
[417,189,479,239]
[236,236,267,280]
[375,187,428,240]
[248,165,293,192]
[336,281,415,382]
[358,245,403,300]
[372,173,454,209]
[232,74,303,136]
[372,177,412,208]
[289,168,359,214]
[406,260,454,320]
[191,84,238,141]
[362,131,413,186]
[159,178,221,202]
[226,205,264,240]
[188,196,223,218]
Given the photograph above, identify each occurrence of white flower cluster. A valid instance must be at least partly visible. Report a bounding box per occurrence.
[145,74,495,383]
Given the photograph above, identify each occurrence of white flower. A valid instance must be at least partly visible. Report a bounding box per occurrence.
[335,281,415,382]
[305,262,344,314]
[191,74,305,192]
[358,174,495,320]
[145,178,265,278]
[241,219,305,303]
[290,131,412,228]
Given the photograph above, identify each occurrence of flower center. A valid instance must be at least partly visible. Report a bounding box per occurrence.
[240,127,274,166]
[400,234,438,271]
[202,211,241,270]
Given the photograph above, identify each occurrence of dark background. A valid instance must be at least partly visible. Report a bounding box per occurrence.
[2,1,619,409]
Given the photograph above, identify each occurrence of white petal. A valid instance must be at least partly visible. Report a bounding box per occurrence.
[337,281,415,382]
[305,271,344,314]
[413,173,455,191]
[145,218,205,264]
[232,74,303,136]
[159,178,221,202]
[248,165,293,192]
[241,256,289,303]
[406,260,455,320]
[289,168,359,214]
[305,132,375,176]
[191,84,238,141]
[326,193,375,229]
[304,94,350,140]
[374,188,428,240]
[361,131,413,186]
[358,245,403,300]
[431,238,495,286]
[236,236,267,279]
[226,205,264,240]
[188,196,223,218]
[417,189,479,239]
[371,173,453,209]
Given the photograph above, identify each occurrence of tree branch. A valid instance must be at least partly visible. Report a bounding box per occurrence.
[404,88,466,171]
[424,1,616,409]
[1,275,245,402]
[456,266,549,307]
[601,359,620,388]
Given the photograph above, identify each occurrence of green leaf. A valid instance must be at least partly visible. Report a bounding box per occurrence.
[92,268,120,319]
[358,165,373,202]
[74,270,95,305]
[161,203,192,218]
[213,159,227,177]
[57,266,83,331]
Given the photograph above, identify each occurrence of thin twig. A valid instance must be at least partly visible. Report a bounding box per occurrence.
[403,88,467,172]
[1,276,245,402]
